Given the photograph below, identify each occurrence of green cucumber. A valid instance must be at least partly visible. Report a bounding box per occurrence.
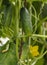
[20,7,32,35]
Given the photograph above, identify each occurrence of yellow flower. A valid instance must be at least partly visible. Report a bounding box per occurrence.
[29,45,39,57]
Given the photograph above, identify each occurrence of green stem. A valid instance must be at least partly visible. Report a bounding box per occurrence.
[15,0,21,60]
[17,34,47,38]
[32,51,47,65]
[40,45,45,55]
[37,51,47,60]
[15,2,19,59]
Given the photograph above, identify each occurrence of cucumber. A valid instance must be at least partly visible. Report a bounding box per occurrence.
[20,7,32,35]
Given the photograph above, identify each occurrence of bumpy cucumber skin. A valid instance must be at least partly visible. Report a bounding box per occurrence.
[20,7,32,35]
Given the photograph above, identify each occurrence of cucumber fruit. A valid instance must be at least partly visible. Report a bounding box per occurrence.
[20,7,32,35]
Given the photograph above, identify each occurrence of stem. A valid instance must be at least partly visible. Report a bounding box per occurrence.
[15,1,19,59]
[37,51,47,60]
[15,0,21,60]
[31,4,37,33]
[40,45,45,55]
[17,34,47,38]
[32,51,47,65]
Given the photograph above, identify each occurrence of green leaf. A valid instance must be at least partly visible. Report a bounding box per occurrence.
[35,58,44,65]
[0,42,17,65]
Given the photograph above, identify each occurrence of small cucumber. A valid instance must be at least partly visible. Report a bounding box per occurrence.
[20,7,32,35]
